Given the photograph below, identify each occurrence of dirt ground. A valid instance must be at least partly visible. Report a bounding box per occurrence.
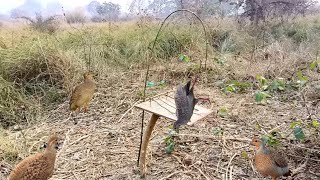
[1,68,319,180]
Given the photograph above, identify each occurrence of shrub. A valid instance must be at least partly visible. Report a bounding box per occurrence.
[0,129,18,163]
[65,8,87,24]
[0,42,80,126]
[19,13,59,34]
[0,76,32,127]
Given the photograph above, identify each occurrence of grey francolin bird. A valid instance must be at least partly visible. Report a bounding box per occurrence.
[251,136,291,180]
[8,134,60,180]
[174,76,209,130]
[69,72,96,113]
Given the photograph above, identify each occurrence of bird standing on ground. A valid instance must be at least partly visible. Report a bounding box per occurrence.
[69,72,96,113]
[174,76,209,130]
[8,134,60,180]
[251,136,291,180]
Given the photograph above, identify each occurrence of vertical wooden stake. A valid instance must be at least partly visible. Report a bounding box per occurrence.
[139,113,159,177]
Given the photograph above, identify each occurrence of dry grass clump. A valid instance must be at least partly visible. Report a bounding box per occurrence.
[0,42,82,127]
[0,76,34,128]
[0,128,18,164]
[19,13,60,34]
[2,45,78,94]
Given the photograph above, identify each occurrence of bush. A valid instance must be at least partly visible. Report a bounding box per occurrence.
[0,43,80,127]
[65,8,87,24]
[19,13,59,34]
[0,129,18,163]
[209,29,235,52]
[0,76,32,127]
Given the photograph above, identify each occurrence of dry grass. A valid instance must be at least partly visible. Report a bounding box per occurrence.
[1,62,319,179]
[0,15,320,180]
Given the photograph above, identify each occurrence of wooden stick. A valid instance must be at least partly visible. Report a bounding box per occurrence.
[139,113,160,177]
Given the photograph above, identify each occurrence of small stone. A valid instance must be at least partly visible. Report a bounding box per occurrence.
[13,125,22,131]
[183,155,193,166]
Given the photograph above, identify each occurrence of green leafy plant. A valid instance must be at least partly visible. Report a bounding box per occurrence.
[241,151,249,160]
[293,127,305,141]
[212,127,224,136]
[270,78,286,91]
[146,80,167,87]
[178,54,190,62]
[164,128,176,154]
[312,119,319,128]
[261,134,280,147]
[218,107,228,118]
[256,75,268,90]
[254,90,270,103]
[254,75,271,103]
[309,60,319,70]
[296,71,309,87]
[290,120,305,141]
[223,81,251,93]
[224,84,236,93]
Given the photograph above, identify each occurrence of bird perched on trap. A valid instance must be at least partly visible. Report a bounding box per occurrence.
[251,136,291,180]
[69,72,96,113]
[174,75,210,130]
[8,134,60,180]
[134,76,212,177]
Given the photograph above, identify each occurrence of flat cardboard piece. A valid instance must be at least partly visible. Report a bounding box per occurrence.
[135,95,212,125]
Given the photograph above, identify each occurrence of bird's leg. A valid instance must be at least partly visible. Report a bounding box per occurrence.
[191,75,200,90]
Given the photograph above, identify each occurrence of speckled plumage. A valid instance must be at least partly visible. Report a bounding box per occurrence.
[69,72,96,112]
[251,136,291,180]
[174,80,198,130]
[8,135,59,180]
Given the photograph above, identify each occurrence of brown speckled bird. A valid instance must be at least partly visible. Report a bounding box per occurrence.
[251,136,291,180]
[69,72,96,113]
[8,134,59,180]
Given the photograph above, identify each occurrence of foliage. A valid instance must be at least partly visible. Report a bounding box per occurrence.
[290,120,306,141]
[178,54,190,62]
[65,8,87,24]
[254,91,270,103]
[241,0,317,25]
[261,133,280,147]
[146,0,178,17]
[87,1,100,17]
[254,75,271,103]
[212,127,224,136]
[96,2,121,21]
[252,74,309,103]
[164,129,176,154]
[296,71,309,87]
[218,107,228,118]
[223,81,251,93]
[290,119,319,141]
[19,13,59,34]
[309,60,320,70]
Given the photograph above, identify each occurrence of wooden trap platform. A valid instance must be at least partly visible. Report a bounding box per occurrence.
[135,94,212,125]
[134,93,213,177]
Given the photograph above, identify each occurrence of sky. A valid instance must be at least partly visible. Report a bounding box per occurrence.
[0,0,132,14]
